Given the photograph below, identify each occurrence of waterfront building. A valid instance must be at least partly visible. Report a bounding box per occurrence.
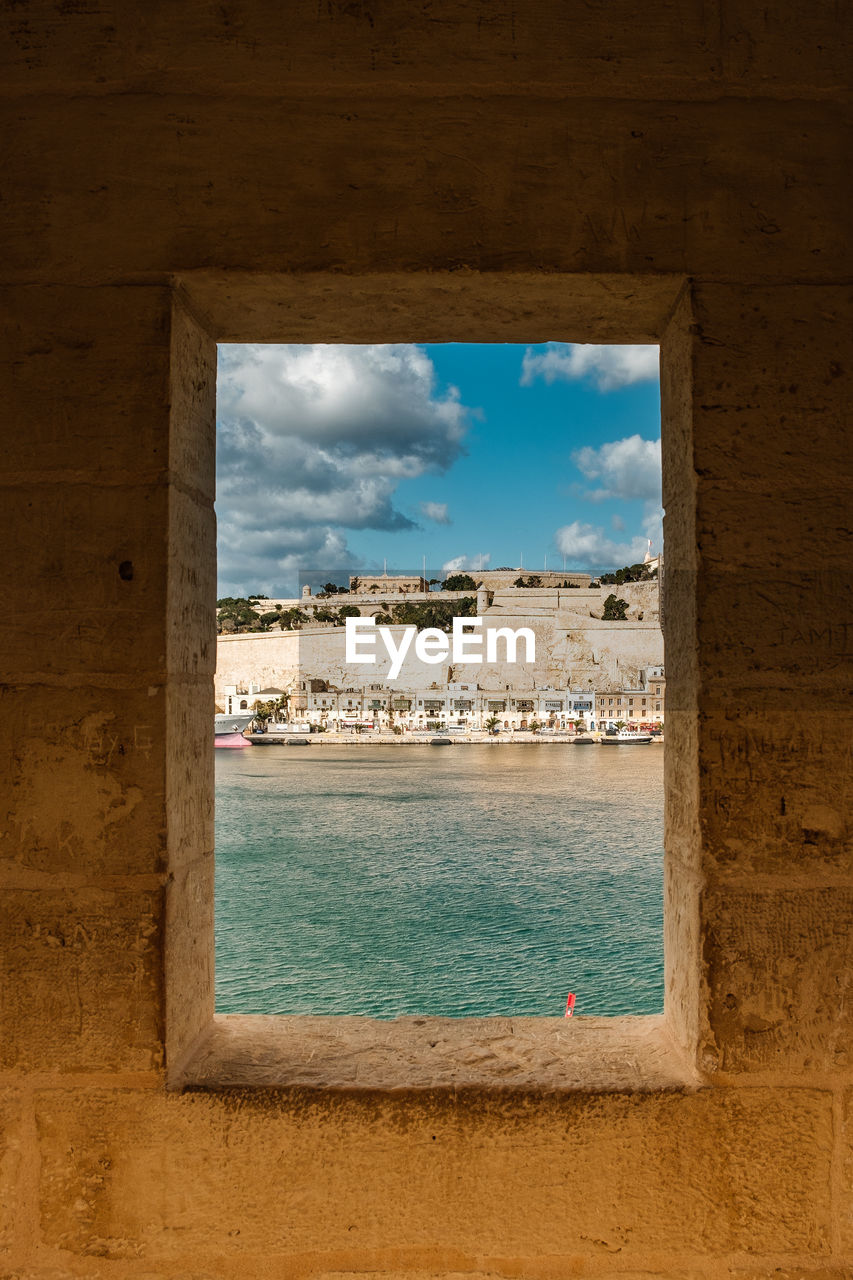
[595,669,666,729]
[221,683,285,714]
[251,676,612,733]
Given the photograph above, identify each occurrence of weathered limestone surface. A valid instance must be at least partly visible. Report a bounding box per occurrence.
[0,887,163,1074]
[702,888,853,1073]
[841,1087,853,1253]
[0,1094,21,1258]
[213,612,664,705]
[6,99,849,286]
[182,271,686,345]
[0,684,164,877]
[2,2,851,1278]
[700,710,851,879]
[182,1014,698,1093]
[34,1086,833,1261]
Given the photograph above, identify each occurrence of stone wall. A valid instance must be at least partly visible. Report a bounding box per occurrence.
[2,5,851,1280]
[215,607,664,699]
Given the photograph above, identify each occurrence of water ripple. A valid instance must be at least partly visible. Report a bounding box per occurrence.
[215,744,664,1017]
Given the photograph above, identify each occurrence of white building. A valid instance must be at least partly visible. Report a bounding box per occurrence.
[220,683,285,714]
[280,678,601,732]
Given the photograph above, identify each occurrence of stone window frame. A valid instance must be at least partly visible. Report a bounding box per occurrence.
[167,271,699,1093]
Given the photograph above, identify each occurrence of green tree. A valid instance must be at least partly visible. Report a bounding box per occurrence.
[442,573,478,592]
[602,594,629,621]
[387,597,477,633]
[216,596,268,633]
[337,604,361,622]
[514,575,542,588]
[599,561,654,585]
[484,716,500,735]
[279,607,308,630]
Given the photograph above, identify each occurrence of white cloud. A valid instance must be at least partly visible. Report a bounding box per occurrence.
[420,501,451,525]
[546,431,663,577]
[216,344,474,593]
[215,526,357,599]
[572,434,661,503]
[441,553,491,574]
[553,522,650,572]
[521,343,659,392]
[641,504,664,553]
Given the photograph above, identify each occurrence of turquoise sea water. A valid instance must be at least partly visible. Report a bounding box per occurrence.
[215,743,664,1018]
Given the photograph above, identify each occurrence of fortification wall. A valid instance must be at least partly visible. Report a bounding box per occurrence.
[251,589,477,615]
[488,580,659,621]
[473,569,591,590]
[337,581,661,619]
[215,613,664,699]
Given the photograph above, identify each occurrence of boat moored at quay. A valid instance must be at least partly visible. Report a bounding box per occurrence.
[599,728,653,745]
[215,712,254,749]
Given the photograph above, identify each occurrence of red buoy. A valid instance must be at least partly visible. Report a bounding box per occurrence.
[564,992,576,1018]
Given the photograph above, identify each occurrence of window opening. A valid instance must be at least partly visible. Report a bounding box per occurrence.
[214,342,664,1018]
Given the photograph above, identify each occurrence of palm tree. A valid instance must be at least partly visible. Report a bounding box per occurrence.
[485,716,500,735]
[250,699,274,730]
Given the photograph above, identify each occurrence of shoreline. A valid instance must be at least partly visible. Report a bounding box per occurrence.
[242,732,664,747]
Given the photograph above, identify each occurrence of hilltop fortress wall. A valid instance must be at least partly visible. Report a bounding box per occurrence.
[243,581,658,623]
[215,582,663,699]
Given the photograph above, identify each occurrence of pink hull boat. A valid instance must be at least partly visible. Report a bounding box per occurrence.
[215,731,252,749]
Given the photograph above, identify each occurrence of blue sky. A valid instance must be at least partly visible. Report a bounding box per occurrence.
[216,342,662,597]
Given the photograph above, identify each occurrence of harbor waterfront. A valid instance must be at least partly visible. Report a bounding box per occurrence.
[215,744,664,1018]
[242,729,662,745]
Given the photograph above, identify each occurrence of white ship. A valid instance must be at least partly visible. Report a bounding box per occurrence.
[214,712,254,748]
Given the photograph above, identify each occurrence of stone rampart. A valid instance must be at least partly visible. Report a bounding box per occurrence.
[215,611,664,700]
